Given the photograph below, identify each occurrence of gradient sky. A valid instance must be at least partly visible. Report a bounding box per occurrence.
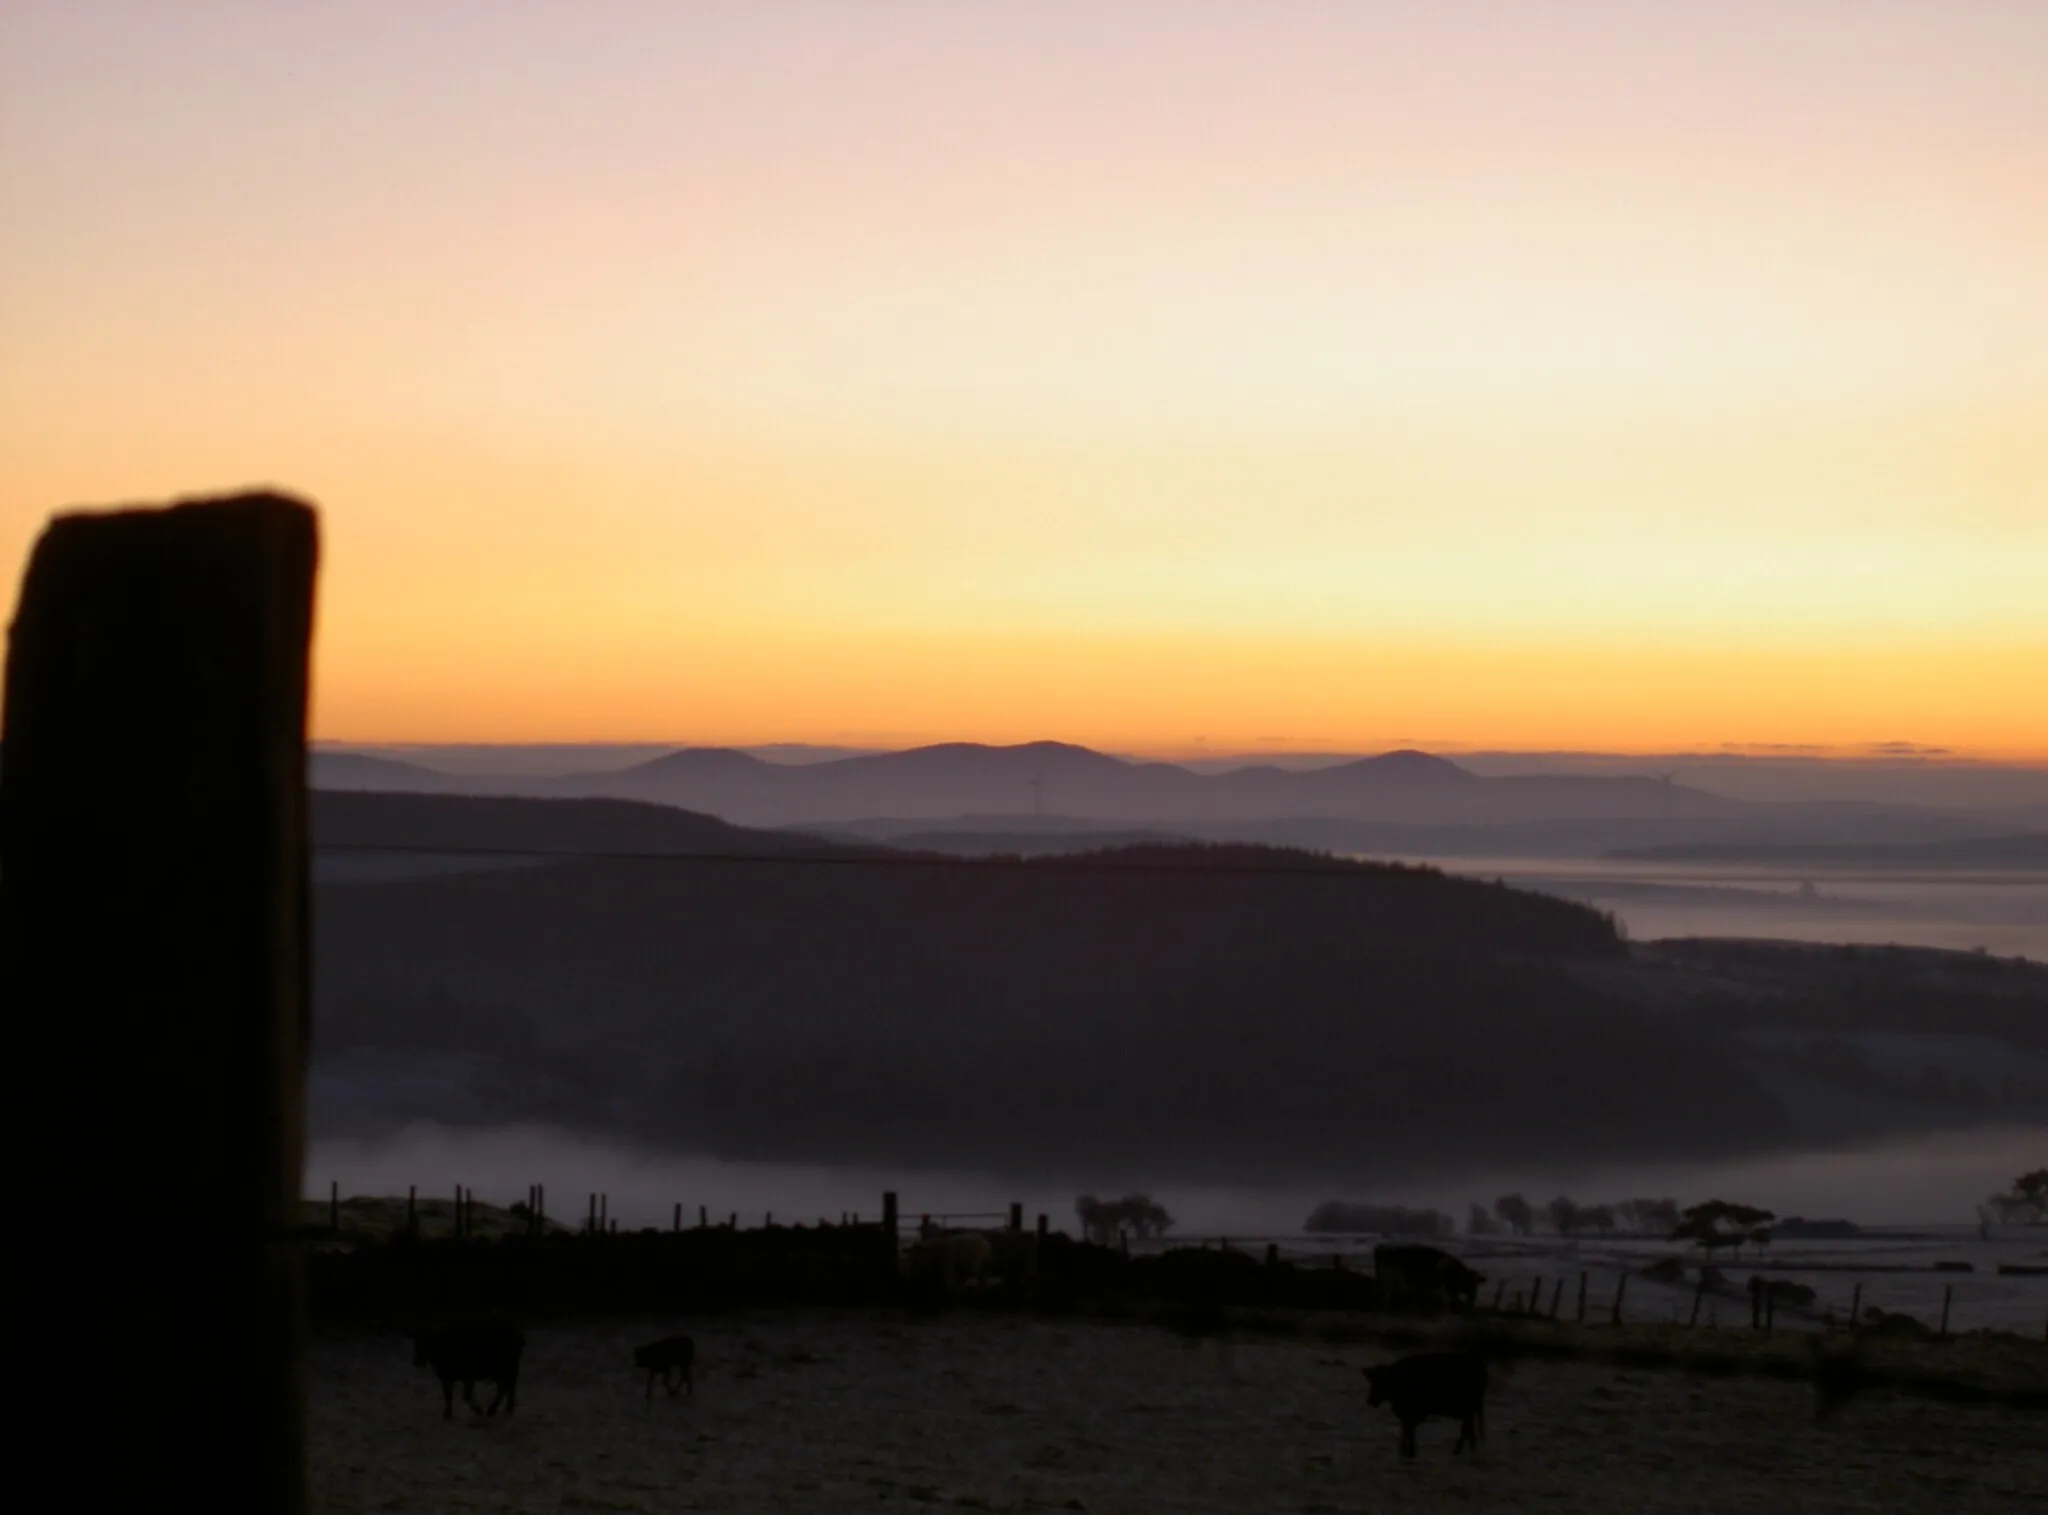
[4,1,2044,755]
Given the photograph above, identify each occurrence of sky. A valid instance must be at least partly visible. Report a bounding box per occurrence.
[3,1,2045,757]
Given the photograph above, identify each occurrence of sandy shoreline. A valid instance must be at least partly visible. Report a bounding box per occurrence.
[311,1310,2046,1513]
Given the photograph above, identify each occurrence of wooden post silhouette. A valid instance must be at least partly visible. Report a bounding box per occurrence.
[1849,1282,1863,1333]
[1610,1273,1628,1325]
[1940,1285,1953,1338]
[329,1180,339,1234]
[699,1204,709,1229]
[674,1203,682,1232]
[1577,1271,1589,1323]
[1689,1273,1707,1327]
[1009,1202,1024,1232]
[2,493,317,1514]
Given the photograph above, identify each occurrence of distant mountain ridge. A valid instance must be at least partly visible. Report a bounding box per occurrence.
[316,739,1734,830]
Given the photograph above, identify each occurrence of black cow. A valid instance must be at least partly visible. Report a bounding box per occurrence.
[412,1321,524,1419]
[634,1335,695,1399]
[1362,1351,1487,1458]
[1373,1245,1483,1314]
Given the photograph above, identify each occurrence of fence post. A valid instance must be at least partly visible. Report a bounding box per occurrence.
[1849,1282,1863,1333]
[1577,1271,1588,1323]
[673,1203,682,1232]
[536,1184,545,1235]
[1689,1272,1707,1328]
[329,1180,339,1235]
[1610,1273,1627,1325]
[1,492,318,1515]
[1549,1278,1564,1318]
[1491,1279,1506,1312]
[699,1205,709,1229]
[1940,1285,1953,1339]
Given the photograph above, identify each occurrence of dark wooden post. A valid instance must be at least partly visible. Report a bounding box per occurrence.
[673,1203,682,1232]
[1577,1271,1589,1322]
[329,1180,340,1234]
[536,1184,545,1235]
[1009,1202,1023,1232]
[1849,1281,1862,1332]
[2,493,317,1514]
[699,1204,709,1229]
[1610,1273,1627,1325]
[1689,1272,1707,1327]
[1940,1285,1953,1339]
[1549,1278,1564,1318]
[1491,1279,1506,1311]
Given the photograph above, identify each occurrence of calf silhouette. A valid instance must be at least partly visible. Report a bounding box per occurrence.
[412,1321,523,1419]
[634,1335,695,1399]
[1363,1351,1486,1458]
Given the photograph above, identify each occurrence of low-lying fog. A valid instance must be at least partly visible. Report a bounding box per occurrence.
[307,1121,2044,1236]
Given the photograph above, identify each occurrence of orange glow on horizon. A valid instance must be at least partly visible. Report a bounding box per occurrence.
[3,3,2044,757]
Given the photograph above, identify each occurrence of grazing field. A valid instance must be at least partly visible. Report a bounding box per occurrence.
[311,1311,2046,1514]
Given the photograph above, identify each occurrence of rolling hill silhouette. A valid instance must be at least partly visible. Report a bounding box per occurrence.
[528,739,1733,828]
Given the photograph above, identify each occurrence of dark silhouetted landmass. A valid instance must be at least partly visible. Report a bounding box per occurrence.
[308,794,1806,1186]
[310,794,2048,1182]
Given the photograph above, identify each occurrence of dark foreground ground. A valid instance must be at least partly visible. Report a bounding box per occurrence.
[312,1310,2046,1514]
